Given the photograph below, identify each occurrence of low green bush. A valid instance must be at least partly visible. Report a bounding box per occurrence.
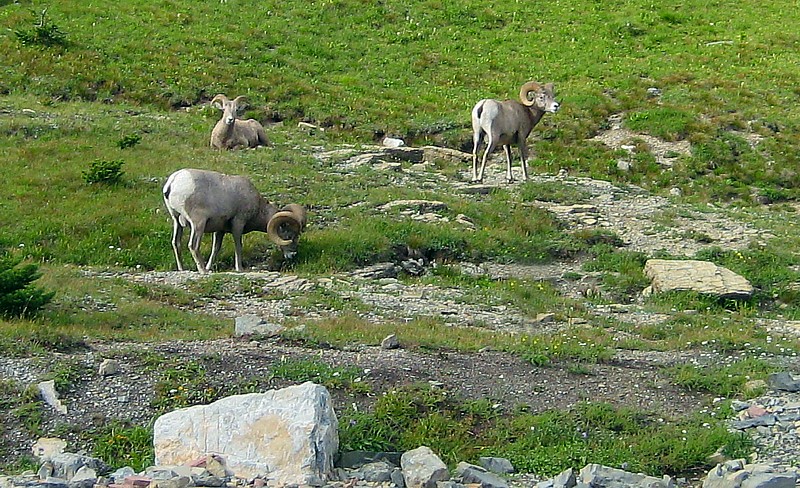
[82,160,125,185]
[0,253,54,318]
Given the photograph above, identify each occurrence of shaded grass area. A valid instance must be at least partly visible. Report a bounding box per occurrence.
[0,265,229,356]
[338,384,751,477]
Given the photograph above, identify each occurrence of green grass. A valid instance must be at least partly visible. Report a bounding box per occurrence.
[269,358,370,393]
[3,0,800,478]
[338,385,750,477]
[91,423,154,472]
[668,358,778,398]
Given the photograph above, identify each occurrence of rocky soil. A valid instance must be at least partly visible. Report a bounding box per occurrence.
[3,136,800,477]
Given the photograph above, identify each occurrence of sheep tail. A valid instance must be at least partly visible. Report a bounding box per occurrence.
[474,100,485,120]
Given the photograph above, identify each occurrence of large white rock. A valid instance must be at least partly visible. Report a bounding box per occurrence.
[643,259,753,299]
[153,382,338,484]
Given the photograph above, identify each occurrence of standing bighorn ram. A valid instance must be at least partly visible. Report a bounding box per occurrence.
[162,168,307,273]
[210,94,269,149]
[471,81,560,183]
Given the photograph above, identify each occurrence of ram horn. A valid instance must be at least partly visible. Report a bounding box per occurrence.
[266,205,306,247]
[518,81,543,107]
[211,93,229,107]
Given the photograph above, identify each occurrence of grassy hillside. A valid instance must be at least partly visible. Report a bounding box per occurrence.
[2,0,800,271]
[2,0,800,477]
[2,0,799,139]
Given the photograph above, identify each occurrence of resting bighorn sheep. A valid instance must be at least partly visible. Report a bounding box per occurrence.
[210,94,269,149]
[471,81,560,183]
[162,168,307,273]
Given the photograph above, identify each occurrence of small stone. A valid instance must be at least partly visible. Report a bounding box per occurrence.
[747,405,769,418]
[383,137,405,148]
[32,438,67,461]
[234,315,284,337]
[381,334,401,350]
[768,372,800,392]
[478,457,514,475]
[38,380,68,415]
[99,359,120,376]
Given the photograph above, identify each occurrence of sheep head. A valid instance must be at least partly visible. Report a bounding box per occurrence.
[519,82,560,114]
[211,94,247,126]
[266,204,307,259]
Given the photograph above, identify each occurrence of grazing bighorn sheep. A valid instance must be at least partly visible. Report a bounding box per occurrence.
[471,81,560,183]
[210,94,269,149]
[162,168,307,273]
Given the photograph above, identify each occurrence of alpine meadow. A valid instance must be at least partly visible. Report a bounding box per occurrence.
[2,0,800,481]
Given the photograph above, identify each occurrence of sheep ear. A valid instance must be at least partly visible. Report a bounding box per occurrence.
[545,83,555,92]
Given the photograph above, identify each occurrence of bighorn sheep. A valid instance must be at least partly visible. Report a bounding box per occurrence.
[210,94,269,149]
[471,81,560,183]
[162,168,307,273]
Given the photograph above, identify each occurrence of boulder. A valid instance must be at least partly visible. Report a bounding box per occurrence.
[153,382,338,484]
[378,200,448,213]
[381,334,401,350]
[456,462,509,488]
[383,137,406,148]
[98,359,120,376]
[702,460,797,488]
[643,259,753,300]
[233,314,284,337]
[401,447,450,488]
[350,263,399,280]
[41,453,109,482]
[38,380,67,415]
[421,146,471,165]
[477,457,514,475]
[32,438,67,461]
[767,372,800,392]
[579,464,672,488]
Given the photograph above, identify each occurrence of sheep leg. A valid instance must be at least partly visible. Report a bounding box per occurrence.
[256,127,269,147]
[503,145,514,182]
[170,217,185,271]
[477,138,496,183]
[187,220,208,273]
[519,143,530,180]
[471,131,484,182]
[206,231,225,272]
[231,222,246,272]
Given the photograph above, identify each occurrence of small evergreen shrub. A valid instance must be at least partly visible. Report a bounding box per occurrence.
[15,9,68,48]
[116,133,142,149]
[0,254,54,318]
[83,160,125,185]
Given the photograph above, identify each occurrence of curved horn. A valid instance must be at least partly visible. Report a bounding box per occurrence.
[232,95,247,108]
[211,94,228,109]
[267,205,306,247]
[519,81,542,107]
[282,204,307,228]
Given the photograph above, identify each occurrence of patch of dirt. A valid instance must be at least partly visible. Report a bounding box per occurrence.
[590,113,691,167]
[0,338,717,467]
